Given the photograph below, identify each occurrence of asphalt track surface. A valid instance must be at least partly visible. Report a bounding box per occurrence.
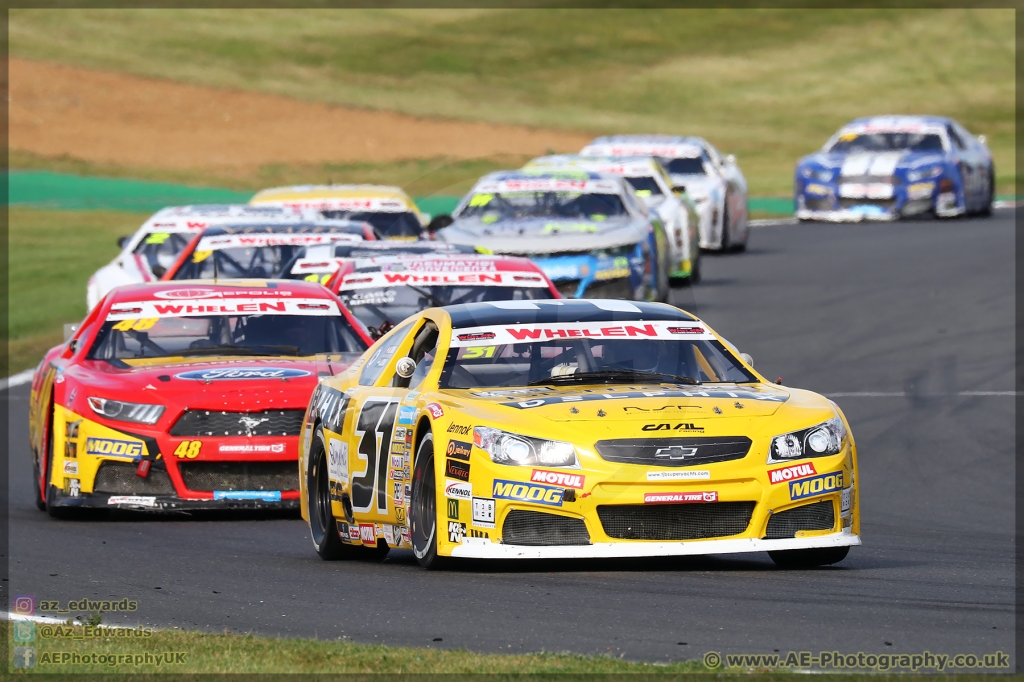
[6,210,1015,666]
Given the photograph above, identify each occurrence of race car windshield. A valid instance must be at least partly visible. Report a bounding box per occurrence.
[132,232,194,271]
[439,338,756,389]
[321,211,422,238]
[173,245,312,280]
[624,177,663,197]
[663,158,706,175]
[827,132,945,153]
[88,314,367,361]
[340,285,553,332]
[459,192,627,222]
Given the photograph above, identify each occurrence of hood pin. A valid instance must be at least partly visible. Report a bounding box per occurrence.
[734,402,744,409]
[570,407,579,414]
[713,406,722,415]
[597,409,606,417]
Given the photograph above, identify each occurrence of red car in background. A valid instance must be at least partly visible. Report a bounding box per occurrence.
[28,280,371,516]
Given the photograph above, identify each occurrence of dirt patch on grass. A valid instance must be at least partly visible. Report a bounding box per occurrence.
[9,58,590,172]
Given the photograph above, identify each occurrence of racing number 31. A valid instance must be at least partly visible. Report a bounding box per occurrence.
[351,399,398,514]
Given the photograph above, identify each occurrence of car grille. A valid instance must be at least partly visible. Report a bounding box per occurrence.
[594,437,752,467]
[764,500,835,539]
[94,462,176,495]
[178,461,298,492]
[597,502,755,540]
[838,198,896,209]
[501,510,591,546]
[840,175,902,186]
[169,409,305,437]
[804,197,833,212]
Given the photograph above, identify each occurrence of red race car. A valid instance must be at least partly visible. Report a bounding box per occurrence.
[28,280,371,516]
[325,253,561,338]
[162,220,377,281]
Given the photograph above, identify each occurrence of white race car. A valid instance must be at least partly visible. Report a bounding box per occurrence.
[86,205,312,310]
[524,155,701,284]
[582,135,749,252]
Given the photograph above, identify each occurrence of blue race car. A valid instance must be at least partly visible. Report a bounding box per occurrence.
[434,170,671,302]
[795,116,995,222]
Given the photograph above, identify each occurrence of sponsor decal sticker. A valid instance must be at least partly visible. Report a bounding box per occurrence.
[390,455,404,468]
[395,426,406,440]
[492,479,563,507]
[176,367,312,381]
[393,481,403,504]
[444,480,472,500]
[841,487,852,516]
[530,469,584,489]
[398,406,416,425]
[86,438,143,458]
[359,523,377,546]
[447,521,466,544]
[768,462,817,485]
[213,491,282,501]
[68,479,80,497]
[395,507,406,523]
[447,499,460,520]
[328,439,349,484]
[426,403,444,419]
[472,497,496,529]
[445,458,470,482]
[401,526,411,545]
[644,491,717,504]
[789,472,844,500]
[383,524,395,545]
[447,423,471,436]
[646,470,710,480]
[349,525,361,541]
[63,461,78,475]
[219,443,286,454]
[642,422,704,432]
[108,496,156,507]
[446,439,472,461]
[390,441,407,454]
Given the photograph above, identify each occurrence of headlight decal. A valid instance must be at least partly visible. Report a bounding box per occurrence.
[474,426,578,468]
[87,397,165,425]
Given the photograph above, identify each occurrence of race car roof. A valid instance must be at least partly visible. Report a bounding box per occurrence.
[139,205,311,232]
[837,115,951,134]
[249,185,421,214]
[582,135,707,159]
[106,279,337,305]
[467,170,626,195]
[443,300,695,329]
[525,155,666,178]
[193,221,374,250]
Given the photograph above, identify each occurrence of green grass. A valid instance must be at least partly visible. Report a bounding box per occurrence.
[9,208,151,374]
[10,9,1015,196]
[5,621,708,674]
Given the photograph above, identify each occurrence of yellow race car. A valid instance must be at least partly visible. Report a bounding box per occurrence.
[299,299,860,569]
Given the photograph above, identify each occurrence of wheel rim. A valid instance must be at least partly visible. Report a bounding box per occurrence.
[413,453,436,558]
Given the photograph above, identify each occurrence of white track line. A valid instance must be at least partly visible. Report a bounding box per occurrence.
[1,369,35,391]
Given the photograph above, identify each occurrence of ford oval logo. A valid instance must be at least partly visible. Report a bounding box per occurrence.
[175,368,312,381]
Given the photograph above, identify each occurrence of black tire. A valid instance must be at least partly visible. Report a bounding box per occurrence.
[769,545,849,569]
[34,459,46,511]
[411,432,449,569]
[979,168,995,216]
[307,430,355,560]
[719,206,732,252]
[44,418,74,520]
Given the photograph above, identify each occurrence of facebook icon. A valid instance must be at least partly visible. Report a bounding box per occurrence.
[13,646,36,668]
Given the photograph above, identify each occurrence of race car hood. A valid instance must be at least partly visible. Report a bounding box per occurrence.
[800,150,947,176]
[68,356,328,415]
[439,383,795,421]
[438,216,649,255]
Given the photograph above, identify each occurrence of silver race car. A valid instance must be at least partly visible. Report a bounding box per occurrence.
[582,135,749,252]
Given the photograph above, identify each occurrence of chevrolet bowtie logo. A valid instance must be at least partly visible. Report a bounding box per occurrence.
[654,446,698,460]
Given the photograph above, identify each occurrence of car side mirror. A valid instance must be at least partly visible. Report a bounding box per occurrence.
[740,352,754,368]
[977,134,987,145]
[151,264,167,278]
[426,215,453,233]
[672,186,687,195]
[117,236,129,249]
[725,154,736,164]
[395,357,417,379]
[64,323,79,342]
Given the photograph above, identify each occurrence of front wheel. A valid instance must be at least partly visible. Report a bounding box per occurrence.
[307,430,349,560]
[411,432,449,569]
[768,545,849,569]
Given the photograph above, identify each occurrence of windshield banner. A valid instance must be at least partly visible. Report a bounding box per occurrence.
[340,271,549,290]
[450,321,714,347]
[197,233,362,251]
[107,297,341,320]
[473,179,620,194]
[583,143,702,159]
[261,197,410,212]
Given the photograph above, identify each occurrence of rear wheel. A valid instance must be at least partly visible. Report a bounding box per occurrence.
[979,168,995,216]
[769,545,849,569]
[719,206,732,251]
[411,432,449,569]
[307,430,368,560]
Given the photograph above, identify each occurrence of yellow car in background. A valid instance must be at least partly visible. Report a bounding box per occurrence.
[299,299,860,569]
[250,185,429,240]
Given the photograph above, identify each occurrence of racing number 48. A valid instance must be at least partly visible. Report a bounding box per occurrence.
[351,399,399,514]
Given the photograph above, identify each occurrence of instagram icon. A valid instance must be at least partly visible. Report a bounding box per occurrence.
[13,595,35,616]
